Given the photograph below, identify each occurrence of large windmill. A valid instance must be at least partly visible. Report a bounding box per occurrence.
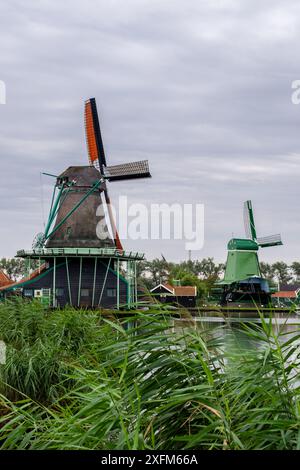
[2,98,151,309]
[217,200,283,307]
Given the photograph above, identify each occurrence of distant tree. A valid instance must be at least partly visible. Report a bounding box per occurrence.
[176,260,199,277]
[260,262,275,282]
[0,258,40,281]
[0,258,24,281]
[195,258,224,279]
[272,262,293,287]
[136,261,154,290]
[169,266,188,283]
[291,262,300,282]
[178,273,198,286]
[136,261,147,279]
[144,258,171,286]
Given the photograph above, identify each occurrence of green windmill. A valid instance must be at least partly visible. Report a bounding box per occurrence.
[218,200,283,307]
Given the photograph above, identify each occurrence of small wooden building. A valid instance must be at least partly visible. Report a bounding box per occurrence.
[271,284,300,305]
[150,283,197,308]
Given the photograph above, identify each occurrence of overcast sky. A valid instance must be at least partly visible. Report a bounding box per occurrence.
[0,0,300,263]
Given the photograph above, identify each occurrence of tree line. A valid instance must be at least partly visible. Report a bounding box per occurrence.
[260,262,300,286]
[1,257,299,292]
[137,258,300,294]
[137,258,225,298]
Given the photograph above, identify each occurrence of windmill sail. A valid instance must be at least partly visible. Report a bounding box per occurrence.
[243,200,257,240]
[84,97,151,252]
[243,200,283,248]
[84,98,107,170]
[104,160,150,181]
[84,98,122,249]
[257,234,282,248]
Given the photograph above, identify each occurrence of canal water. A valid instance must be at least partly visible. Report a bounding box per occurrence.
[178,313,300,353]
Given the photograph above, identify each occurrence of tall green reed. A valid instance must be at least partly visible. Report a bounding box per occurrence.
[0,301,299,450]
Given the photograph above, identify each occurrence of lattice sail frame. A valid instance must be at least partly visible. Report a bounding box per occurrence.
[243,200,282,248]
[104,160,150,181]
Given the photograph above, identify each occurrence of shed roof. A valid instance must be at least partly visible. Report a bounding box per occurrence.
[271,291,297,299]
[151,283,197,297]
[173,285,197,296]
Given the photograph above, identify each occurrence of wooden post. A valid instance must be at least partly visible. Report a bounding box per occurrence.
[66,257,72,306]
[117,258,120,310]
[127,260,131,309]
[77,257,82,307]
[134,260,137,305]
[92,257,97,307]
[53,257,56,307]
[98,258,111,306]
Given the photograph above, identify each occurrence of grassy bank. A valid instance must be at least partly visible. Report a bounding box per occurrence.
[0,299,299,449]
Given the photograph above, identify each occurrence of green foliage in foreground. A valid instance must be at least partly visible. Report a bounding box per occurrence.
[0,300,300,450]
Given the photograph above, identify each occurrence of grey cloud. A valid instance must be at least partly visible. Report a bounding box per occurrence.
[0,0,299,262]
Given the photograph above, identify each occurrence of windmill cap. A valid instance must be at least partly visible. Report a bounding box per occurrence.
[57,166,101,186]
[227,238,259,251]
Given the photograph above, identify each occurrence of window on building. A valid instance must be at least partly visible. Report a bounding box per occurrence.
[107,288,116,297]
[23,289,33,297]
[56,288,64,297]
[81,289,89,297]
[66,226,72,238]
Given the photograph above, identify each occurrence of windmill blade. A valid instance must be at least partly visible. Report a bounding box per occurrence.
[103,160,151,182]
[84,98,123,249]
[243,200,257,240]
[243,202,252,239]
[84,98,107,172]
[257,234,283,248]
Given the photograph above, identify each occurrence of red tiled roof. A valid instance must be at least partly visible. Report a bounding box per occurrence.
[271,291,297,298]
[151,283,197,297]
[0,270,13,288]
[162,284,197,297]
[164,283,174,292]
[173,286,197,297]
